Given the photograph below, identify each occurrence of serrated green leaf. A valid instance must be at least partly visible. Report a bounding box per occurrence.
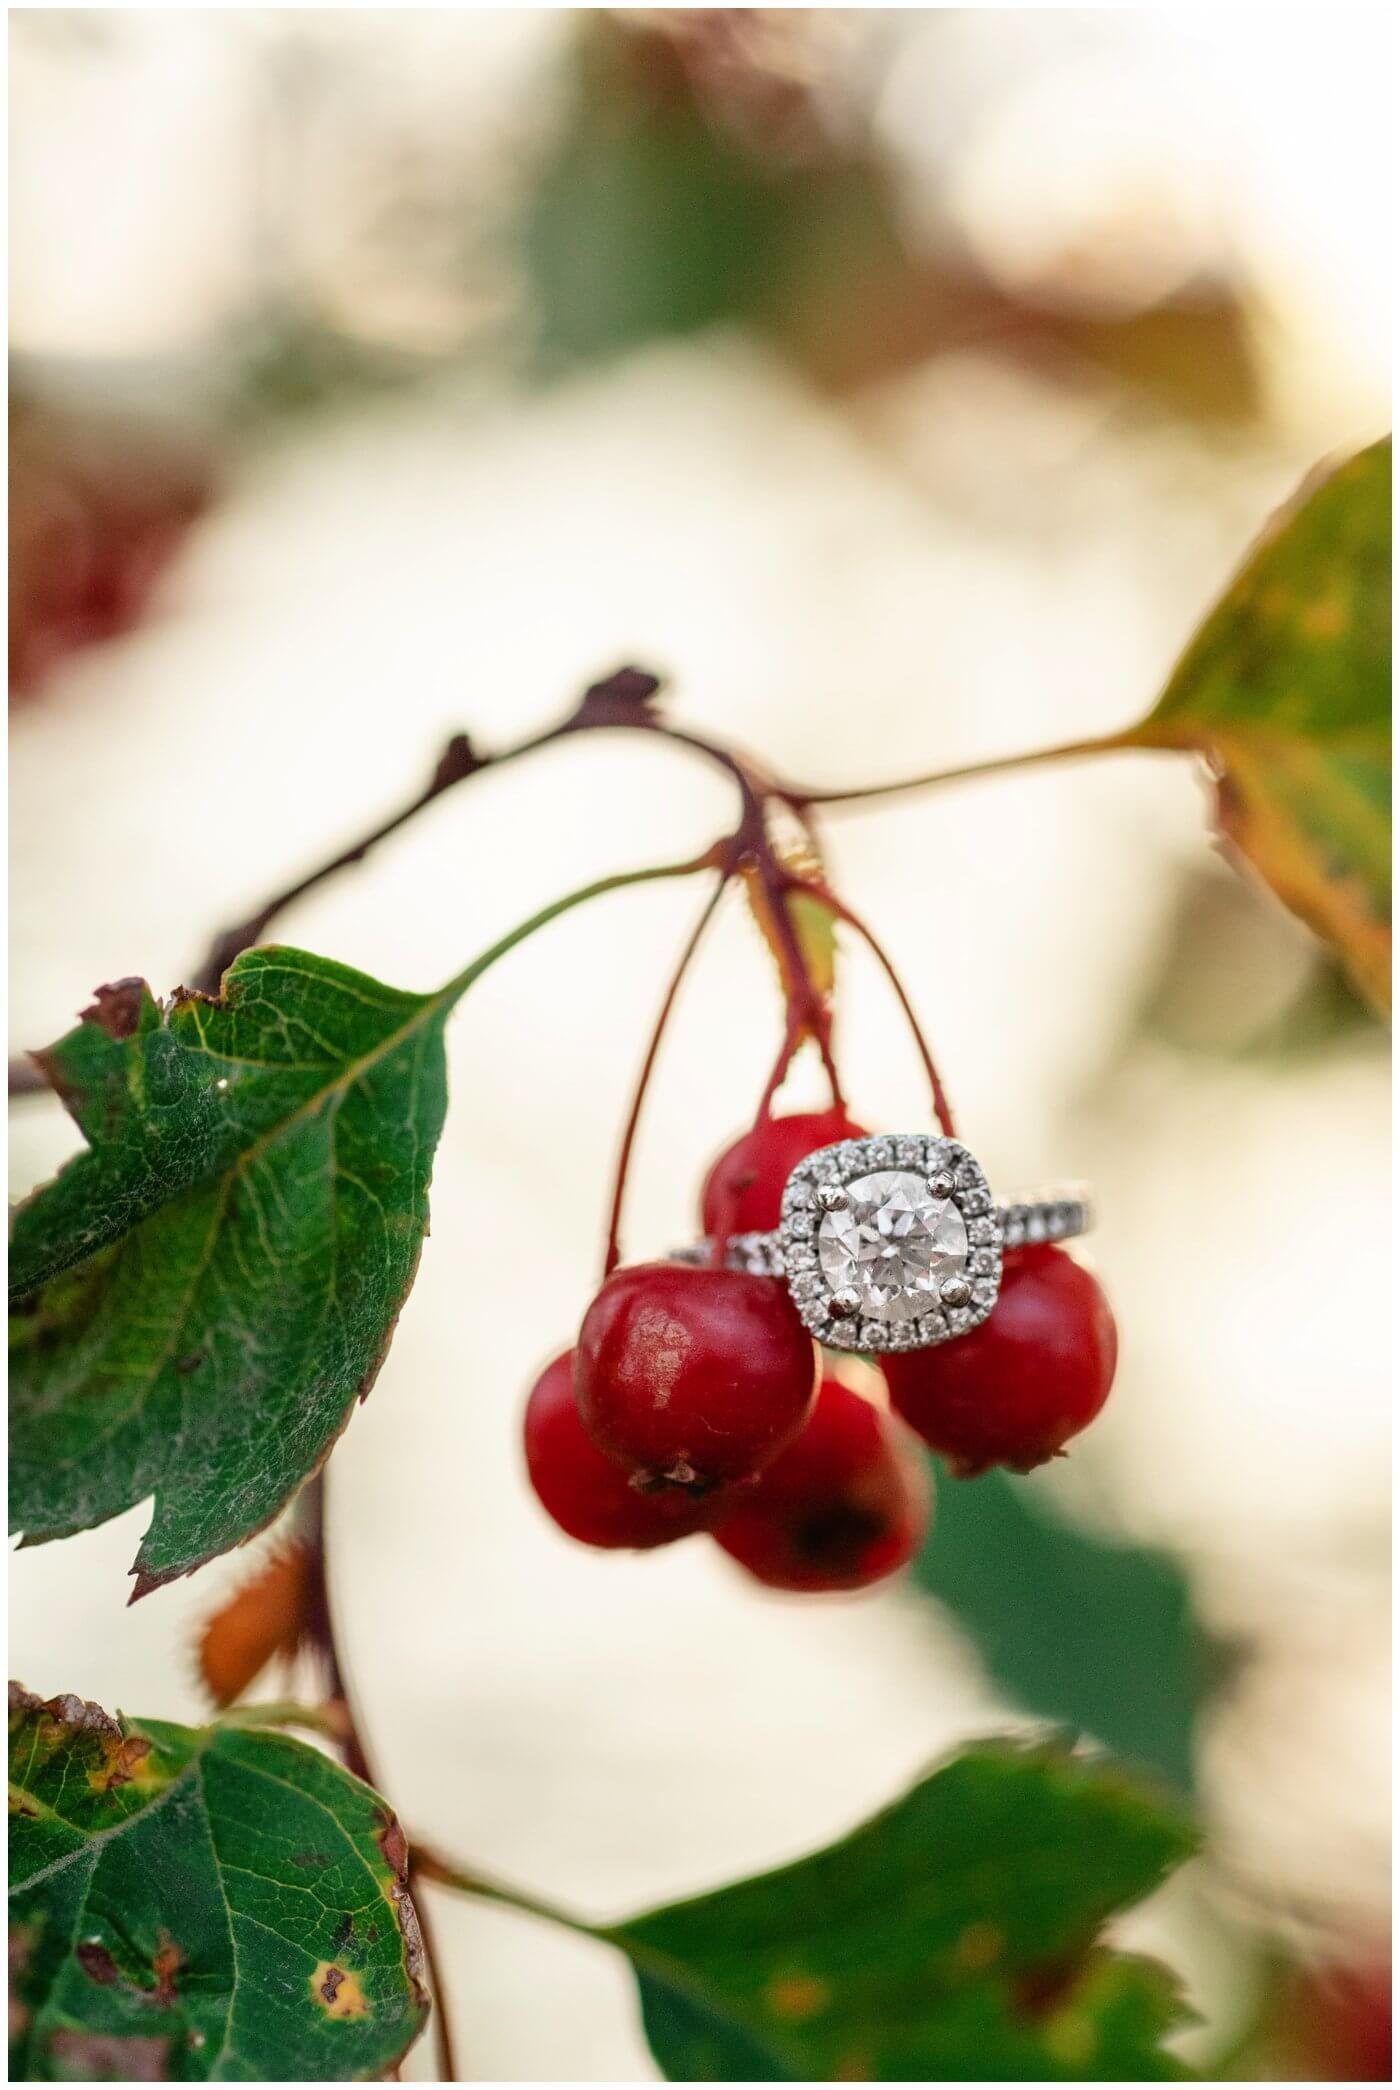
[1129,437,1391,1014]
[912,1462,1210,1792]
[9,947,456,1593]
[9,861,689,1592]
[8,1684,428,2082]
[609,1739,1199,2081]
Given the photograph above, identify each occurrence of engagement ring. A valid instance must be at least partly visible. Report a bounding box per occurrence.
[673,1133,1090,1354]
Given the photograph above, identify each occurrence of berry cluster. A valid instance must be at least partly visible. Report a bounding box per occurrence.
[523,1108,1117,1591]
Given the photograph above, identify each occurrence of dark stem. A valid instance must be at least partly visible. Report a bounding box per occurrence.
[301,1470,462,2083]
[11,665,1108,1105]
[788,871,957,1138]
[189,732,487,997]
[753,1009,802,1124]
[300,1472,375,1786]
[602,871,729,1277]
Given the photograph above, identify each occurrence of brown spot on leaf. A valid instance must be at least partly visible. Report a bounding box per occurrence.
[151,1934,181,2007]
[375,1811,410,1884]
[765,1972,830,2021]
[953,1920,1004,1973]
[330,1913,354,1955]
[391,1885,429,2011]
[79,978,150,1039]
[372,1813,429,2010]
[293,1849,331,1870]
[10,1682,121,1740]
[311,1961,371,2020]
[1013,1955,1081,2021]
[833,2050,874,2079]
[195,1539,313,1708]
[49,2030,172,2079]
[167,983,220,1014]
[87,1731,152,1790]
[1301,596,1347,639]
[76,1941,120,1985]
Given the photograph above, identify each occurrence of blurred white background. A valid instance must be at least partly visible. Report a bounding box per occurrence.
[9,10,1390,2079]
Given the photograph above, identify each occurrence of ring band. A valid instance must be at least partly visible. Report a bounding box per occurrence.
[674,1197,1090,1275]
[670,1133,1092,1355]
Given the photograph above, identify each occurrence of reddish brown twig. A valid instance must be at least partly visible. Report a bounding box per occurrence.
[301,1472,462,2082]
[786,870,957,1138]
[602,870,729,1277]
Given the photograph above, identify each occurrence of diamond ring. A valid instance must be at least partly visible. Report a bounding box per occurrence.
[671,1133,1090,1355]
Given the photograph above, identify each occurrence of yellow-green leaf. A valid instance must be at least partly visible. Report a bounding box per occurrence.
[1129,437,1391,1014]
[741,842,838,1012]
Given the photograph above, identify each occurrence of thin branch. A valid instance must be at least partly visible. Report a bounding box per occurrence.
[788,872,957,1138]
[602,871,729,1277]
[11,668,1125,1106]
[9,1059,46,1099]
[790,730,1138,810]
[301,1471,463,2083]
[189,731,489,996]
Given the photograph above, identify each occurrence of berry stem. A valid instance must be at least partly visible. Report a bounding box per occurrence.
[602,871,729,1277]
[787,871,957,1138]
[750,856,846,1109]
[754,1009,802,1124]
[439,853,717,1007]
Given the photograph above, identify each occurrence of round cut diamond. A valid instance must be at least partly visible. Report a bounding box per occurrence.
[817,1170,968,1324]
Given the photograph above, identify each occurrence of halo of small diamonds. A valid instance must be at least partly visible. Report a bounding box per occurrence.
[780,1135,1003,1353]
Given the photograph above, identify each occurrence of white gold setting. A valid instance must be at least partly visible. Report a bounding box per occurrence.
[783,1135,999,1353]
[673,1135,1090,1354]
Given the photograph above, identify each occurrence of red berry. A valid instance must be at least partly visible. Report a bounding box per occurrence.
[523,1353,718,1549]
[713,1375,931,1592]
[881,1245,1117,1476]
[700,1107,867,1236]
[1284,1959,1391,2081]
[575,1263,818,1492]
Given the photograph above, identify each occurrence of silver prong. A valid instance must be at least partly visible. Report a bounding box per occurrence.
[940,1276,972,1309]
[928,1172,956,1200]
[830,1287,861,1319]
[816,1183,849,1213]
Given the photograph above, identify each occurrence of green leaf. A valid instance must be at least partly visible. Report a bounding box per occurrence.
[1129,437,1391,1015]
[9,861,691,1593]
[8,1684,428,2082]
[521,17,911,385]
[609,1739,1199,2081]
[9,947,456,1593]
[912,1462,1209,1793]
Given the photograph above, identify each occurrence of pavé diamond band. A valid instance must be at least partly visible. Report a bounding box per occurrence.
[671,1134,1091,1356]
